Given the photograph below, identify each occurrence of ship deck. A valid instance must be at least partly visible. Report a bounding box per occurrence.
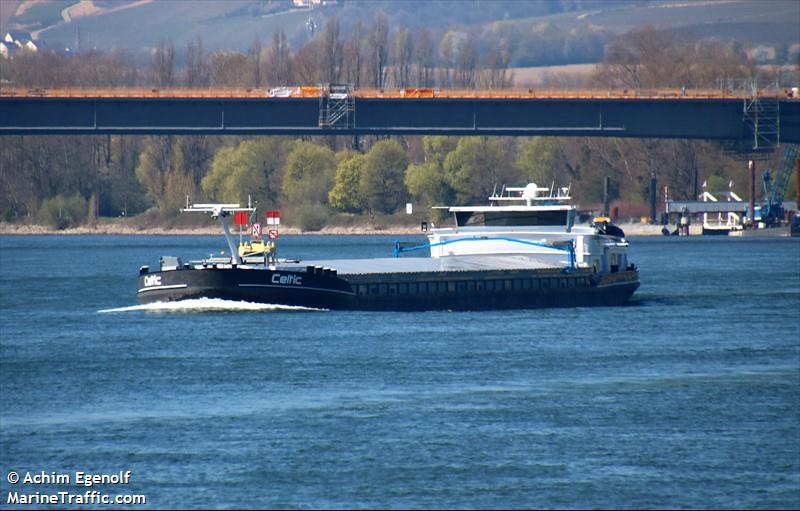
[279,255,564,276]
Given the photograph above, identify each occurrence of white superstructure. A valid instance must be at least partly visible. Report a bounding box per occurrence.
[426,183,631,275]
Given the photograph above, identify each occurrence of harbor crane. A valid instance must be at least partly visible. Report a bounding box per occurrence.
[758,145,799,227]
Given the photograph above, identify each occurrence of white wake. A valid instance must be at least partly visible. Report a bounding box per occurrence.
[98,297,326,313]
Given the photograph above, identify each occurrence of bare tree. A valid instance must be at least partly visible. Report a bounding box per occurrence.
[153,39,175,87]
[594,25,755,90]
[343,19,364,88]
[321,16,343,84]
[393,27,413,88]
[185,36,207,87]
[484,42,511,89]
[293,39,323,84]
[438,32,455,88]
[367,12,389,88]
[266,29,292,86]
[207,51,250,87]
[250,36,263,88]
[454,32,477,88]
[414,28,435,87]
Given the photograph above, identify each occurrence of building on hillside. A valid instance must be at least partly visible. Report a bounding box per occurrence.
[4,31,32,47]
[292,0,337,7]
[0,41,18,59]
[3,31,41,54]
[0,32,53,58]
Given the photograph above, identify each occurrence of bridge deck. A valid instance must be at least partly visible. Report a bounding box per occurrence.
[1,87,798,144]
[1,87,794,100]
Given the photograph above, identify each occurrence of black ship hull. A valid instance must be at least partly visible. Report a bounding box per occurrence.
[138,265,640,311]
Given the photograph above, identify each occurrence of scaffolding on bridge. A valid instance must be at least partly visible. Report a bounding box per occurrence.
[318,84,355,128]
[742,80,780,152]
[717,78,781,157]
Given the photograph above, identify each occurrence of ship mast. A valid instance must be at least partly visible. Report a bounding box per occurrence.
[181,202,255,265]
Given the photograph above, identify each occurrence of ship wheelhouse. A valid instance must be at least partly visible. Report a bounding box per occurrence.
[426,183,629,276]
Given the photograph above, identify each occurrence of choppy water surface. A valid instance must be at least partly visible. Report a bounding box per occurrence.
[1,235,798,509]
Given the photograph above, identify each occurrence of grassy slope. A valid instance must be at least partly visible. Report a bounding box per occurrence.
[513,0,798,32]
[1,0,27,33]
[36,0,313,51]
[490,0,798,44]
[13,0,800,53]
[11,0,69,28]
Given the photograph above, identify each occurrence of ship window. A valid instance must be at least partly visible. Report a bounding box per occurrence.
[559,278,567,288]
[456,210,570,227]
[370,284,379,294]
[379,284,388,295]
[358,285,367,296]
[457,281,466,292]
[513,279,523,290]
[505,279,513,290]
[388,284,397,294]
[399,283,408,294]
[476,281,484,291]
[448,281,456,293]
[418,282,427,294]
[521,279,530,290]
[467,281,475,292]
[408,283,418,294]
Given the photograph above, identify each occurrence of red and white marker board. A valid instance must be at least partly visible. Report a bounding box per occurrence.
[266,210,281,226]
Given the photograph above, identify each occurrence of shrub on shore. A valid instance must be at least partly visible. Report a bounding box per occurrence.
[36,194,88,230]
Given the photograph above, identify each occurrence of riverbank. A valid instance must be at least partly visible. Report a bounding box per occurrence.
[0,221,420,236]
[0,221,668,236]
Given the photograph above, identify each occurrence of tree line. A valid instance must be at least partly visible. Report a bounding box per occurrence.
[2,12,514,91]
[3,131,779,229]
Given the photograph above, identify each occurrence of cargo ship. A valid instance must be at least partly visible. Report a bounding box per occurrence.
[137,184,639,310]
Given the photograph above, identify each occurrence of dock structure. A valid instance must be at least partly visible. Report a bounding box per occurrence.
[665,200,748,214]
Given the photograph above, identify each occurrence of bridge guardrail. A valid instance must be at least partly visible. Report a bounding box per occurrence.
[1,87,797,100]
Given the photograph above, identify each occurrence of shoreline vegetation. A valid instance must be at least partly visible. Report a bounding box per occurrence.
[0,220,668,236]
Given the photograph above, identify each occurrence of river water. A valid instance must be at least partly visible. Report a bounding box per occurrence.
[1,234,798,509]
